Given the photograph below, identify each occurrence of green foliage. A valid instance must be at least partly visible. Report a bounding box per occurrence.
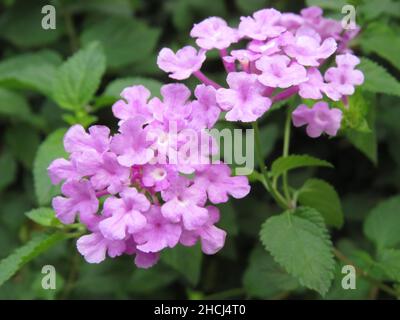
[344,90,378,164]
[364,196,400,250]
[0,232,66,287]
[260,208,335,296]
[358,58,400,97]
[0,88,32,123]
[33,129,68,206]
[298,179,344,228]
[0,50,62,97]
[243,246,299,298]
[53,42,106,111]
[161,244,202,287]
[25,208,61,228]
[81,17,160,69]
[0,0,398,300]
[271,155,333,178]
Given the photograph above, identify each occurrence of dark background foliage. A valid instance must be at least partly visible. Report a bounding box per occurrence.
[0,0,399,299]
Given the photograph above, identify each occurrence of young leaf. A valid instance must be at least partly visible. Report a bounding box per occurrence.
[80,17,160,69]
[52,42,106,111]
[0,232,66,287]
[25,208,61,228]
[298,179,344,228]
[358,58,400,97]
[271,155,333,178]
[243,246,299,299]
[33,128,68,206]
[260,207,335,295]
[364,196,400,250]
[161,244,202,287]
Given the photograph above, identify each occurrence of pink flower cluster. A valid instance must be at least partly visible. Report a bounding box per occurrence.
[157,6,364,138]
[48,83,250,268]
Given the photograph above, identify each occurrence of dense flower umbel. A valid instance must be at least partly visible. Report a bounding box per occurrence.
[48,83,250,268]
[48,5,364,269]
[157,6,364,138]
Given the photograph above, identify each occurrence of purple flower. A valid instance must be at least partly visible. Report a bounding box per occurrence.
[48,158,80,184]
[77,232,126,263]
[216,72,271,122]
[64,125,110,155]
[134,250,160,269]
[99,188,150,240]
[188,84,220,129]
[180,206,226,255]
[256,54,308,88]
[161,176,208,230]
[239,8,286,40]
[110,117,154,167]
[194,163,250,204]
[157,46,206,80]
[298,67,340,101]
[324,53,364,96]
[112,85,153,123]
[190,17,238,50]
[292,102,342,138]
[134,205,182,253]
[284,27,337,66]
[141,164,175,191]
[75,151,130,194]
[52,179,98,225]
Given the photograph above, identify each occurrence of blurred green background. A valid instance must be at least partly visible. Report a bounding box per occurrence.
[0,0,400,299]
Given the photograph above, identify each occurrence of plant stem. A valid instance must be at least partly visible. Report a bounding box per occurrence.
[333,248,399,299]
[193,71,222,89]
[252,121,288,209]
[282,109,292,203]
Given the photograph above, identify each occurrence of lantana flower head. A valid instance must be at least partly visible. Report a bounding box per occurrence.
[157,5,364,137]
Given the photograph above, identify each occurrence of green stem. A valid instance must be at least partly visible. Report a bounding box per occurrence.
[252,121,288,209]
[282,109,292,203]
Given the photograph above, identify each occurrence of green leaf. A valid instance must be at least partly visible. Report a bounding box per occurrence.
[358,58,400,97]
[0,50,62,97]
[243,246,299,299]
[260,207,335,295]
[0,87,32,122]
[161,244,202,286]
[95,77,162,108]
[81,17,160,69]
[0,232,66,287]
[360,24,400,71]
[271,155,333,178]
[377,249,400,282]
[364,195,400,250]
[0,1,63,48]
[298,179,343,228]
[5,125,40,169]
[0,151,17,192]
[33,128,68,206]
[25,208,61,228]
[345,90,377,164]
[52,42,106,111]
